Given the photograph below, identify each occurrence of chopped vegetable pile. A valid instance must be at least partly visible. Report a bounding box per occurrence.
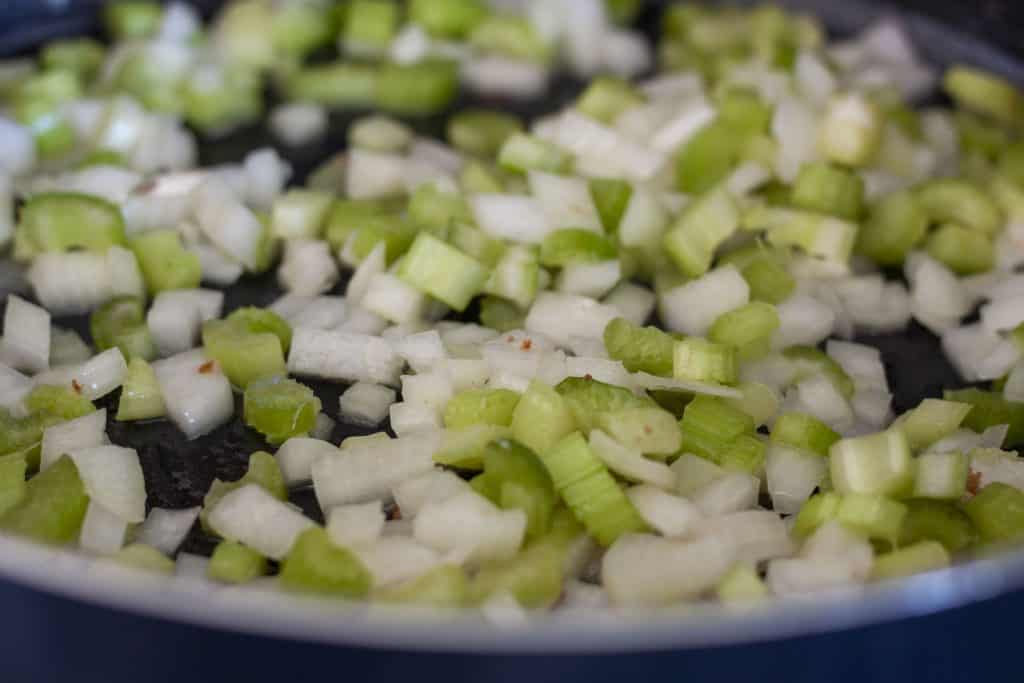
[3,0,1024,619]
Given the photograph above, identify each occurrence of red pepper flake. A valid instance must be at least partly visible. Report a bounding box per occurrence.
[521,339,533,351]
[643,424,653,434]
[71,379,82,394]
[584,374,593,381]
[506,335,515,342]
[390,504,402,521]
[134,179,157,194]
[966,469,982,495]
[198,361,215,374]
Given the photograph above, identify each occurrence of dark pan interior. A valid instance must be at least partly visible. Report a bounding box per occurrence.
[0,0,1021,560]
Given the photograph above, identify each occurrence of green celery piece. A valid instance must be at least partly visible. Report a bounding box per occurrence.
[944,388,1024,446]
[203,319,286,390]
[830,429,914,497]
[12,98,74,159]
[345,0,398,51]
[999,141,1024,187]
[673,337,737,385]
[19,193,125,253]
[0,453,27,517]
[41,38,104,80]
[679,395,756,463]
[925,224,995,275]
[783,346,855,399]
[244,377,321,445]
[741,253,795,304]
[0,413,49,469]
[271,2,333,58]
[376,60,459,116]
[597,407,682,456]
[576,77,645,124]
[460,160,505,194]
[944,65,1024,127]
[0,456,88,544]
[444,389,521,429]
[24,384,95,420]
[77,149,127,169]
[447,109,522,158]
[469,14,551,63]
[511,381,577,457]
[479,296,524,332]
[603,317,674,376]
[589,178,633,234]
[871,541,950,581]
[208,540,268,583]
[719,434,767,474]
[792,491,842,539]
[791,161,864,220]
[409,0,487,39]
[376,564,471,607]
[112,544,175,574]
[129,230,201,294]
[497,133,571,175]
[663,188,740,278]
[433,425,511,470]
[899,499,976,552]
[270,190,334,240]
[482,244,539,309]
[451,223,506,268]
[201,451,287,533]
[226,307,292,354]
[469,472,500,502]
[538,431,647,547]
[183,67,263,134]
[954,111,1008,160]
[836,493,907,546]
[286,62,379,108]
[397,233,488,311]
[856,190,929,266]
[716,563,768,603]
[964,482,1024,543]
[347,216,416,265]
[770,412,839,457]
[555,377,653,433]
[407,184,472,235]
[279,527,372,598]
[707,301,779,361]
[471,538,567,608]
[717,87,772,135]
[484,439,557,540]
[104,1,162,39]
[606,0,642,24]
[897,398,973,452]
[917,179,1003,235]
[539,229,617,267]
[116,357,166,421]
[675,120,743,195]
[90,297,155,361]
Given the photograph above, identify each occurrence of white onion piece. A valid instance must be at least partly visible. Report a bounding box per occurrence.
[207,484,314,561]
[345,242,387,307]
[351,537,442,588]
[345,149,406,200]
[153,350,233,439]
[617,186,668,249]
[2,294,49,374]
[313,433,439,508]
[135,506,200,556]
[243,148,291,211]
[392,469,471,519]
[40,409,107,471]
[288,328,403,386]
[461,57,549,99]
[413,491,527,565]
[765,444,827,515]
[601,533,736,607]
[362,273,427,325]
[107,246,146,300]
[942,323,1020,382]
[175,553,209,579]
[189,243,245,286]
[697,510,795,565]
[277,239,338,296]
[400,372,453,416]
[0,362,31,410]
[393,330,447,374]
[275,438,339,487]
[601,29,652,79]
[970,449,1024,492]
[672,454,727,497]
[0,117,35,176]
[692,472,760,516]
[659,266,750,336]
[626,485,703,538]
[192,179,264,269]
[471,194,551,244]
[800,521,874,582]
[910,255,970,333]
[439,358,490,391]
[981,294,1024,335]
[772,293,836,349]
[590,430,676,489]
[27,251,112,315]
[49,327,92,367]
[603,282,656,327]
[269,102,327,147]
[147,289,223,357]
[339,382,397,426]
[35,347,127,401]
[80,502,129,556]
[795,51,837,105]
[66,445,146,523]
[552,111,664,182]
[791,375,854,433]
[772,97,820,182]
[289,297,348,331]
[528,170,602,233]
[767,558,867,597]
[563,0,608,77]
[557,260,622,299]
[566,358,632,388]
[389,402,442,437]
[327,501,385,548]
[524,292,619,348]
[826,340,888,391]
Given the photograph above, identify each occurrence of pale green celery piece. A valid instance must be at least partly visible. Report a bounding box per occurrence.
[111,544,175,574]
[917,179,1003,235]
[433,425,512,470]
[792,491,842,539]
[716,563,768,603]
[943,388,1024,445]
[407,184,472,234]
[376,60,459,116]
[203,319,286,390]
[663,188,739,278]
[286,63,379,107]
[944,65,1024,127]
[896,398,973,452]
[924,224,995,275]
[270,190,334,240]
[747,207,857,265]
[871,541,950,581]
[469,14,551,64]
[376,564,471,607]
[447,109,523,158]
[708,301,779,361]
[719,434,766,474]
[576,77,645,124]
[444,389,521,429]
[539,229,617,267]
[678,395,755,464]
[41,38,105,80]
[856,190,929,266]
[471,538,567,608]
[244,377,321,445]
[129,230,201,294]
[451,223,506,268]
[483,245,539,309]
[783,346,855,399]
[589,178,633,234]
[555,377,653,434]
[770,412,839,457]
[675,120,743,195]
[0,456,88,544]
[104,1,162,39]
[964,482,1024,543]
[460,161,505,194]
[673,337,737,385]
[19,192,125,253]
[0,453,27,518]
[537,431,647,547]
[912,451,968,500]
[279,527,372,598]
[397,233,488,312]
[116,357,166,421]
[836,493,907,546]
[497,133,571,175]
[409,0,488,39]
[511,381,577,457]
[479,296,524,332]
[271,2,333,58]
[344,0,399,52]
[227,307,292,354]
[791,161,864,220]
[819,93,883,167]
[90,297,155,362]
[484,439,557,540]
[741,253,795,304]
[603,317,674,377]
[208,540,268,583]
[202,452,288,533]
[339,433,392,451]
[672,454,726,497]
[184,66,263,134]
[829,429,913,497]
[724,382,779,427]
[899,499,976,552]
[24,385,95,420]
[597,407,682,456]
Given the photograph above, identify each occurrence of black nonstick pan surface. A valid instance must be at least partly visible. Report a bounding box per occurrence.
[0,1,1023,682]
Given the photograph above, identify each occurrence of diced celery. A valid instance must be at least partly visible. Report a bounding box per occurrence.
[836,493,907,545]
[447,109,522,158]
[376,564,471,607]
[555,377,653,433]
[718,434,767,474]
[603,318,674,377]
[469,14,551,63]
[444,389,521,429]
[663,188,739,278]
[897,399,973,452]
[718,87,772,135]
[716,563,768,603]
[271,190,333,240]
[112,544,175,574]
[538,431,647,546]
[679,395,756,463]
[0,456,88,544]
[856,190,929,266]
[899,499,975,553]
[912,451,968,500]
[819,94,882,167]
[944,65,1024,127]
[673,337,737,385]
[433,424,511,470]
[964,482,1024,543]
[871,541,950,581]
[829,429,913,497]
[460,160,505,194]
[741,252,795,304]
[279,527,372,598]
[725,382,779,427]
[784,346,855,399]
[590,178,633,234]
[791,162,864,220]
[917,179,1002,235]
[471,538,566,608]
[483,245,539,309]
[792,491,842,539]
[408,184,472,235]
[675,121,742,196]
[410,0,487,39]
[24,385,95,420]
[244,377,321,446]
[286,62,379,108]
[479,296,524,332]
[498,133,571,175]
[451,223,506,268]
[116,357,165,422]
[708,301,779,361]
[19,193,125,253]
[346,215,417,265]
[540,229,617,267]
[104,1,161,39]
[397,233,488,311]
[483,439,557,540]
[376,60,459,116]
[344,0,399,53]
[41,38,104,80]
[272,2,333,57]
[227,307,292,354]
[999,142,1024,187]
[511,381,577,456]
[924,224,994,275]
[0,454,27,518]
[943,388,1024,446]
[130,230,201,294]
[201,451,287,533]
[184,66,263,134]
[208,540,267,584]
[203,319,286,390]
[90,297,155,362]
[597,407,682,456]
[755,209,857,265]
[576,77,645,124]
[771,412,839,457]
[324,199,401,250]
